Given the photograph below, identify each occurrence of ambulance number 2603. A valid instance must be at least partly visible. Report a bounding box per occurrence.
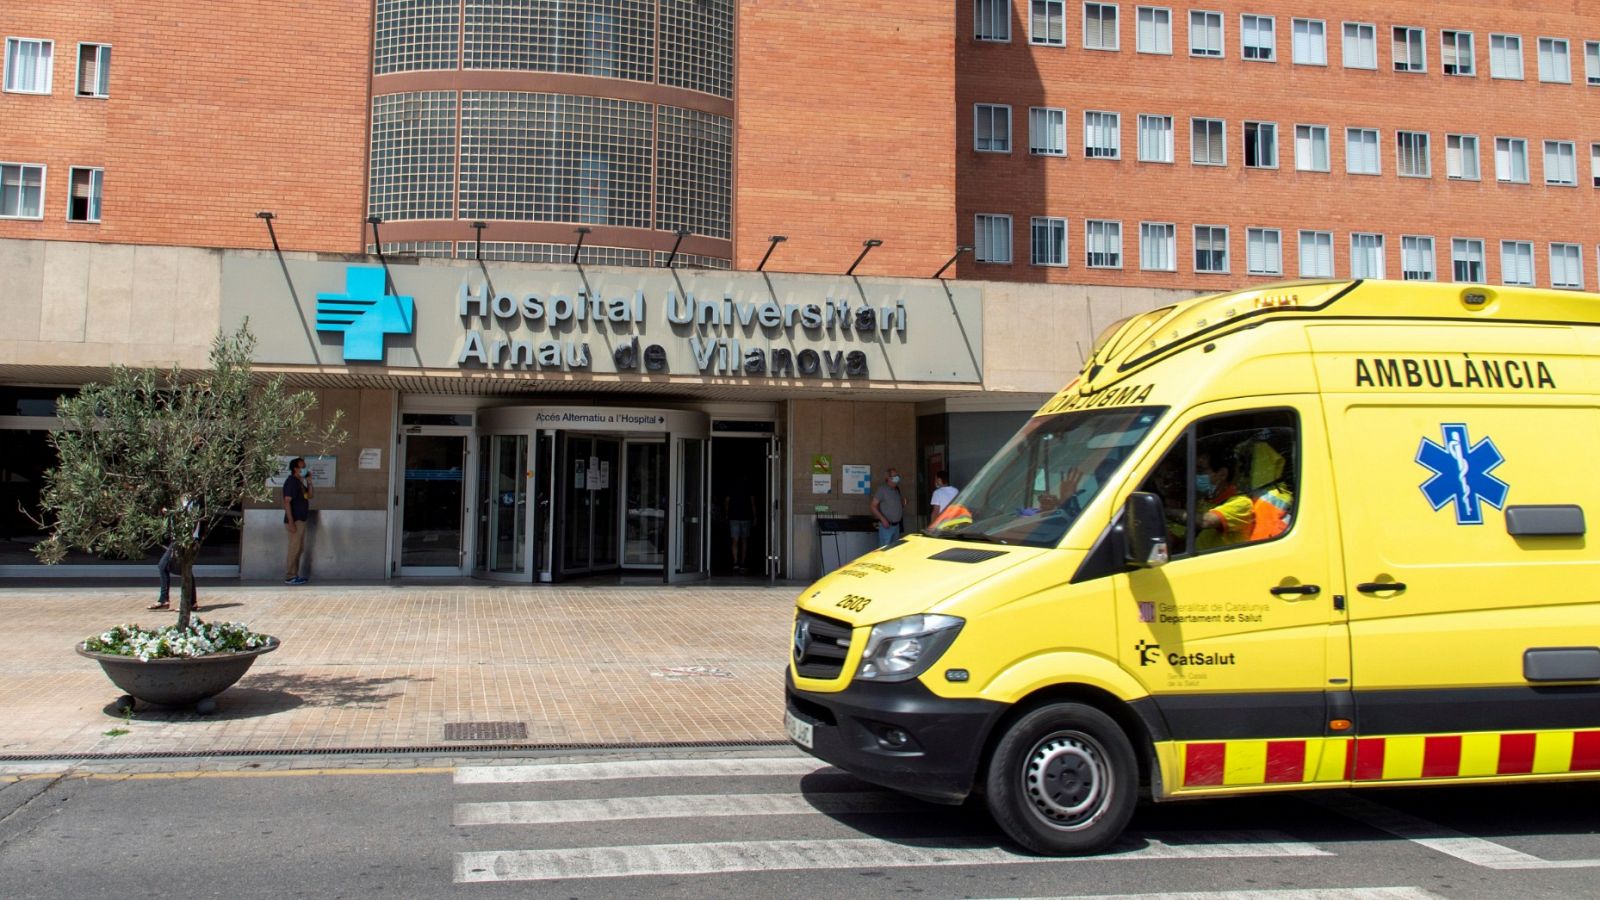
[835,594,872,613]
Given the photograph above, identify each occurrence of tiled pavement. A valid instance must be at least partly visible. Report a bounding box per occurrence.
[0,582,800,759]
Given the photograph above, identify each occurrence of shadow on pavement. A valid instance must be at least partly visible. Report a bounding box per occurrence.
[108,672,417,721]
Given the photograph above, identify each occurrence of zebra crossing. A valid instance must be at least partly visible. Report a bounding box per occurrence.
[444,753,1438,893]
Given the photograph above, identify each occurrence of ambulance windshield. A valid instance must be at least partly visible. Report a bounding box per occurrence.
[927,406,1164,548]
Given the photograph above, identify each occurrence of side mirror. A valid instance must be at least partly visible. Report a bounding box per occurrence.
[1122,492,1169,568]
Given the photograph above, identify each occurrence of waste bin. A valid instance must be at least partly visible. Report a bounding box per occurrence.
[816,515,880,575]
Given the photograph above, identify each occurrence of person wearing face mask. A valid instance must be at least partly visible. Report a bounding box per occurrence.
[281,457,314,585]
[870,467,905,547]
[1194,449,1254,551]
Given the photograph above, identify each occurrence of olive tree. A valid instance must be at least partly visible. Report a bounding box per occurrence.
[35,324,343,630]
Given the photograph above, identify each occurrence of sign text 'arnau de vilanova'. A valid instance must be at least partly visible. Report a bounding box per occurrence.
[456,283,908,379]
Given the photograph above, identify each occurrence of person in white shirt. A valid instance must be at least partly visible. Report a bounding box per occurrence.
[929,470,958,518]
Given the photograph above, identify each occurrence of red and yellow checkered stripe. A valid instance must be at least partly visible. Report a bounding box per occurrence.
[1179,729,1600,788]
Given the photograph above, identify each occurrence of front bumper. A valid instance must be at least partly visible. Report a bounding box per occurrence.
[785,669,1006,804]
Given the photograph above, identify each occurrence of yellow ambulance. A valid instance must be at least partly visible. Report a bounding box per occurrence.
[785,279,1600,854]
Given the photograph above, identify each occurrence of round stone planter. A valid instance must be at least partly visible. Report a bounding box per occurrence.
[76,637,279,709]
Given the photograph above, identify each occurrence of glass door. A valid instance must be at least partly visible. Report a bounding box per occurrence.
[671,437,709,582]
[560,434,622,576]
[622,440,668,569]
[765,436,784,581]
[488,433,529,576]
[398,433,468,574]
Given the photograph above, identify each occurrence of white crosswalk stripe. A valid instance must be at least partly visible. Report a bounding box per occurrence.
[454,790,921,825]
[973,890,1445,900]
[454,756,829,784]
[454,831,1330,883]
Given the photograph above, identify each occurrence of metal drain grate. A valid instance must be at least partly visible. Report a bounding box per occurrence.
[444,721,528,742]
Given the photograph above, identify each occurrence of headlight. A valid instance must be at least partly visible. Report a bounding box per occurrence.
[855,614,964,682]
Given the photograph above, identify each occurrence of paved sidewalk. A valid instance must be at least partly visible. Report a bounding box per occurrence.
[0,582,799,759]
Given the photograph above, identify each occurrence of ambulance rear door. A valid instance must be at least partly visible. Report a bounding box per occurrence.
[1313,322,1600,785]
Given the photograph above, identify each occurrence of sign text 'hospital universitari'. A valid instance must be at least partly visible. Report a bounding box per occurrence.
[456,283,908,378]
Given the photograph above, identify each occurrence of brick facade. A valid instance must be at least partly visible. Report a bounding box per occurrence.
[0,1,371,253]
[733,2,958,277]
[956,0,1600,290]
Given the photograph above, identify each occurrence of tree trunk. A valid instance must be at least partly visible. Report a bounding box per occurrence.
[176,547,199,630]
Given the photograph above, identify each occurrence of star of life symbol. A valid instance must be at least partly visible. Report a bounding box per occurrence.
[1416,424,1508,525]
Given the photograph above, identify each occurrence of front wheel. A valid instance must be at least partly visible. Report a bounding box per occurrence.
[984,701,1138,855]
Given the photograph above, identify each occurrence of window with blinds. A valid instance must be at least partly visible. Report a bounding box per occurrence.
[1401,236,1435,280]
[975,104,1012,153]
[1549,243,1583,289]
[1446,134,1480,180]
[1136,6,1171,54]
[67,167,103,223]
[1084,111,1120,158]
[1084,3,1118,50]
[1350,233,1386,279]
[1342,22,1376,69]
[1291,19,1325,65]
[1392,26,1425,72]
[76,43,110,97]
[1441,30,1473,76]
[1587,41,1600,85]
[976,0,1012,41]
[1500,241,1534,286]
[1295,125,1329,171]
[3,37,53,94]
[1031,0,1066,46]
[1140,222,1176,271]
[1031,217,1068,266]
[1086,219,1122,268]
[1537,37,1570,83]
[1138,114,1173,162]
[976,214,1014,263]
[1030,107,1067,155]
[1193,225,1228,273]
[1189,10,1222,57]
[1241,15,1274,61]
[0,163,45,219]
[1495,137,1529,183]
[1346,128,1380,175]
[1397,131,1430,178]
[1191,118,1225,166]
[1591,143,1600,187]
[1246,228,1282,275]
[1490,33,1523,79]
[1298,231,1333,278]
[1544,141,1577,186]
[1451,239,1485,283]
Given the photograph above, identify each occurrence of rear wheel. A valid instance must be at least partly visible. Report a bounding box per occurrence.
[984,701,1138,855]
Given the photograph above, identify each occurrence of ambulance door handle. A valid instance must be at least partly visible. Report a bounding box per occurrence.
[1356,582,1408,594]
[1269,584,1321,596]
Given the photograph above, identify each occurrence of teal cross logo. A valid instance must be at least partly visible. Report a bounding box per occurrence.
[315,266,414,362]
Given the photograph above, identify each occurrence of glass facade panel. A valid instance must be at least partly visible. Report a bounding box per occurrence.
[463,0,655,81]
[375,0,460,74]
[368,91,458,221]
[660,0,734,97]
[656,106,733,238]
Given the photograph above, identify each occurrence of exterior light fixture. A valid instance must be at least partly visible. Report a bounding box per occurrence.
[471,221,487,261]
[757,234,788,272]
[572,226,591,265]
[933,245,974,279]
[846,239,883,276]
[663,226,692,268]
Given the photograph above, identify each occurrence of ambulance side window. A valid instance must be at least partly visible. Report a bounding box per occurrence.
[1135,409,1300,559]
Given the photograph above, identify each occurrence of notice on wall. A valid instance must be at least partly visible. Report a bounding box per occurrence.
[811,474,832,495]
[596,459,610,490]
[842,464,871,495]
[358,448,382,470]
[268,455,337,488]
[811,454,832,475]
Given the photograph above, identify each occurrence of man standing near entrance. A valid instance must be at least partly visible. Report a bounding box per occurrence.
[724,484,756,574]
[282,457,314,585]
[871,467,905,547]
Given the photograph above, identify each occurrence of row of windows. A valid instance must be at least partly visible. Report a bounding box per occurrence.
[0,163,104,222]
[973,215,1594,289]
[2,38,110,97]
[973,105,1600,186]
[373,0,735,98]
[367,91,732,238]
[374,240,731,269]
[974,2,1600,87]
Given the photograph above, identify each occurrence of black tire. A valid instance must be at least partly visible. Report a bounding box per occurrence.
[984,701,1138,855]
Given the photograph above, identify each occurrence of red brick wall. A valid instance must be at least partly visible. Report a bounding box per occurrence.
[734,2,957,278]
[0,1,371,253]
[956,0,1600,289]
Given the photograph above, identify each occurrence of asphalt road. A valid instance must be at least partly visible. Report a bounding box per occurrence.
[2,750,1598,899]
